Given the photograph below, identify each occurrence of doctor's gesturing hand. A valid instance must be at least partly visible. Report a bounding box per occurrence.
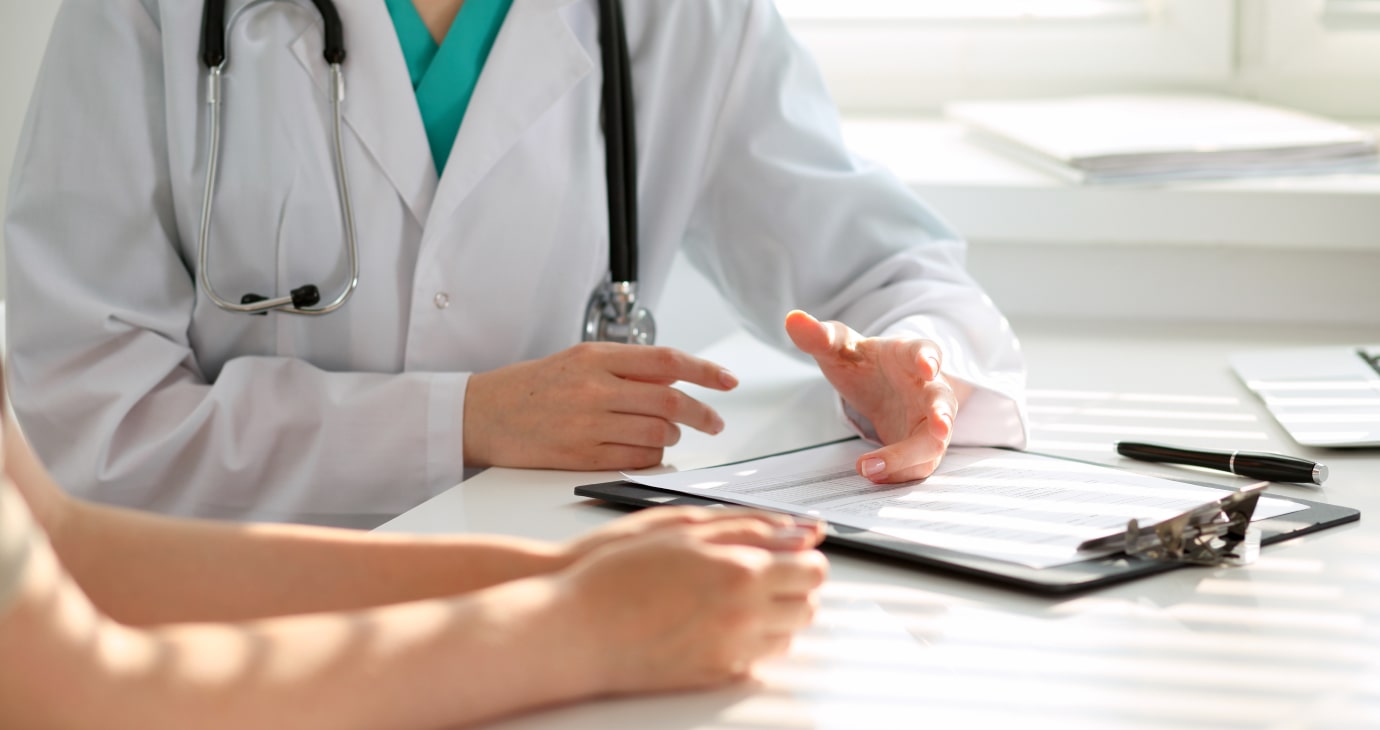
[463,342,739,470]
[785,310,971,483]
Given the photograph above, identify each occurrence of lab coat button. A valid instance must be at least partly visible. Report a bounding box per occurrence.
[433,292,451,310]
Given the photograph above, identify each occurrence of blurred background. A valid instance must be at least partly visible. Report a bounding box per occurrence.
[4,0,1379,353]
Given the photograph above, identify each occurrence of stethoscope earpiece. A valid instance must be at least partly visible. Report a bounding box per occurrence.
[290,285,322,308]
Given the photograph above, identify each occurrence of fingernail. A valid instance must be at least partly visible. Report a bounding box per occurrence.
[719,369,739,389]
[711,415,726,435]
[927,356,941,375]
[861,457,886,476]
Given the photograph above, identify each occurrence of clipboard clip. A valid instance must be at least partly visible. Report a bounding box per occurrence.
[1079,482,1267,566]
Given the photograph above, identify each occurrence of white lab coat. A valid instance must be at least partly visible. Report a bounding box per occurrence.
[5,0,1028,525]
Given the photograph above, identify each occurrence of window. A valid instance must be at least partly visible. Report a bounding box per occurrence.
[1237,0,1380,118]
[776,0,1149,22]
[1322,0,1380,24]
[776,0,1236,113]
[777,0,1380,119]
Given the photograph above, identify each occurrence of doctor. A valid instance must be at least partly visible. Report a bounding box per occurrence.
[5,0,1028,524]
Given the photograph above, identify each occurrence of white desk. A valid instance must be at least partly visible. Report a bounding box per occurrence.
[379,320,1380,729]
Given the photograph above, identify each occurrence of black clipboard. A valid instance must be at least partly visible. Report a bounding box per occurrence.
[573,446,1360,595]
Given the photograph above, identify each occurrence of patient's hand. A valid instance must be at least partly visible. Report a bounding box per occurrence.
[558,516,827,693]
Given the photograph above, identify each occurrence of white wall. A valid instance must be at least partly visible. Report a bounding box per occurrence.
[0,0,63,299]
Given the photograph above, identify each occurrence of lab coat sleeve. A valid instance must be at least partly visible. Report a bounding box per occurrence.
[3,0,468,524]
[679,0,1028,449]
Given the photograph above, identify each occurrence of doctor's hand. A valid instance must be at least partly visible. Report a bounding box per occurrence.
[463,342,738,470]
[785,310,969,483]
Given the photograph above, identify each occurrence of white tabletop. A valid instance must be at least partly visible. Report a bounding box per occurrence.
[379,320,1380,729]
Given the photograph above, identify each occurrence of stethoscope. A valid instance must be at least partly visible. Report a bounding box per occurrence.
[198,0,655,345]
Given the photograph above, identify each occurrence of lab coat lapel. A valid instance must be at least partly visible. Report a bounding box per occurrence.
[426,0,592,224]
[289,0,438,227]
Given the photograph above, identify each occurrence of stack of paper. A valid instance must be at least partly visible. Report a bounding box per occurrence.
[946,93,1379,184]
[624,440,1306,570]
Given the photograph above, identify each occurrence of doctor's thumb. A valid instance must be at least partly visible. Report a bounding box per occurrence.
[784,310,831,357]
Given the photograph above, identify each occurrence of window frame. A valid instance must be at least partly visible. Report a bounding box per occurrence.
[1237,0,1380,119]
[775,0,1150,23]
[1321,0,1380,25]
[776,0,1238,114]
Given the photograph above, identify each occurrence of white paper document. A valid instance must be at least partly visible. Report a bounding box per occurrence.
[624,441,1306,569]
[946,93,1379,184]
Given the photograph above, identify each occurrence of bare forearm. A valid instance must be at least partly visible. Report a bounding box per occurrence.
[58,500,569,624]
[138,580,589,729]
[1,486,825,730]
[4,417,568,624]
[6,572,596,730]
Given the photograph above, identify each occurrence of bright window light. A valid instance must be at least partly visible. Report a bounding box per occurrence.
[1324,0,1380,21]
[776,0,1147,22]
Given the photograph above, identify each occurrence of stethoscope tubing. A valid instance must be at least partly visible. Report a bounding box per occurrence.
[597,0,637,284]
[201,0,345,67]
[198,0,359,315]
[198,0,640,332]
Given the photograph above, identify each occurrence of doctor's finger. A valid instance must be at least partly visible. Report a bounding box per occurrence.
[784,310,863,363]
[858,433,948,483]
[601,413,684,448]
[921,377,958,438]
[583,444,666,471]
[606,347,739,391]
[614,381,725,435]
[879,337,944,381]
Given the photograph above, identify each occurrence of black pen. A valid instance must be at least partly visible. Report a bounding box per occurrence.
[1115,441,1328,485]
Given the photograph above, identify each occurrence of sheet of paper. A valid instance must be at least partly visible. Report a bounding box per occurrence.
[624,441,1306,569]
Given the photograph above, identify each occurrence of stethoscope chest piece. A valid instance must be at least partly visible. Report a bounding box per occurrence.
[583,279,655,346]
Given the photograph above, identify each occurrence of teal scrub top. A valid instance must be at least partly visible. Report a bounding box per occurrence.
[384,0,515,173]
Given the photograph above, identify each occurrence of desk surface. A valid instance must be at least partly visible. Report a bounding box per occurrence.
[379,320,1380,730]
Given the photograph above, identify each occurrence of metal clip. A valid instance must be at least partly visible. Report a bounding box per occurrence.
[1080,482,1266,566]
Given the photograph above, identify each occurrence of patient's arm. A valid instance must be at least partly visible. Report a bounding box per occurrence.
[0,455,826,730]
[6,418,568,624]
[0,514,598,729]
[6,413,816,626]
